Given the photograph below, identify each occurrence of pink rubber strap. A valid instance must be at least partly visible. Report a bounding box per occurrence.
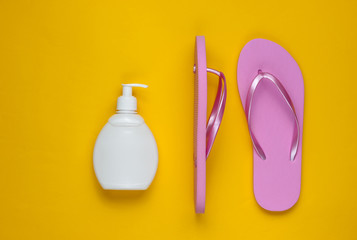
[206,70,227,158]
[245,70,300,161]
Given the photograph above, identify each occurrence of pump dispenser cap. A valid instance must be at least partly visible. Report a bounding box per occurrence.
[117,84,148,111]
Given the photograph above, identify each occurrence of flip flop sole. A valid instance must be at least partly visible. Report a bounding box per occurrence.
[194,36,207,213]
[237,39,304,211]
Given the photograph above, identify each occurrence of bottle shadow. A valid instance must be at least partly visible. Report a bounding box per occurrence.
[92,171,152,205]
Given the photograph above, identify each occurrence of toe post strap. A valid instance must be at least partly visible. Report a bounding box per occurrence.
[193,65,227,159]
[245,70,300,161]
[205,68,227,158]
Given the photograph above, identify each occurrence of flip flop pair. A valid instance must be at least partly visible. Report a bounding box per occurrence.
[193,36,304,213]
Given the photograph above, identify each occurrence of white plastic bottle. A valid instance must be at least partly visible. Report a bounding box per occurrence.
[93,84,158,190]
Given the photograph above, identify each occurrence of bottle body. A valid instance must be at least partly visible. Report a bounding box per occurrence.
[93,113,158,190]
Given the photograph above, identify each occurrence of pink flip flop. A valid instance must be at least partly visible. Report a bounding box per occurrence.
[194,36,227,213]
[237,39,304,211]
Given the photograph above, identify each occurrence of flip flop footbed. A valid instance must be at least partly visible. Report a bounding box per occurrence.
[237,39,304,211]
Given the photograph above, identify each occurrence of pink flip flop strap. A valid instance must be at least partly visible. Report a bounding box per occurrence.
[245,70,300,161]
[206,69,227,158]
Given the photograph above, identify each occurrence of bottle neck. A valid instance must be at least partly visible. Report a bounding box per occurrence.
[116,110,137,114]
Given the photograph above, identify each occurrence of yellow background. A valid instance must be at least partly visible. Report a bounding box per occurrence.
[0,0,356,239]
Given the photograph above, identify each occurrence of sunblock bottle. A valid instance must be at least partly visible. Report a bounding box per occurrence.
[93,84,158,190]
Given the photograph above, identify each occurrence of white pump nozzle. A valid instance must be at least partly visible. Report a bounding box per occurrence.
[117,84,148,112]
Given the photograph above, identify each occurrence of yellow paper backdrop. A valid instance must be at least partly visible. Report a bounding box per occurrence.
[0,0,356,239]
